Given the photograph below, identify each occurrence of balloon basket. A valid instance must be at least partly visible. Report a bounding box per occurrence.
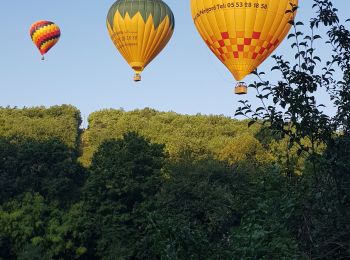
[234,82,248,95]
[133,73,141,82]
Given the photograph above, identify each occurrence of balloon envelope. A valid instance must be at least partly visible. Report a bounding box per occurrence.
[107,0,175,80]
[30,20,61,57]
[190,0,298,81]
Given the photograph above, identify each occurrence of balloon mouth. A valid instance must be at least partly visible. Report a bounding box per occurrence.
[130,62,144,73]
[132,66,143,73]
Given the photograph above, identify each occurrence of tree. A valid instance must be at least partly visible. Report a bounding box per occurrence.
[0,105,82,150]
[80,108,261,165]
[147,154,300,259]
[0,137,85,206]
[81,132,166,258]
[218,133,273,167]
[0,137,87,259]
[145,157,244,259]
[235,0,350,257]
[0,193,48,259]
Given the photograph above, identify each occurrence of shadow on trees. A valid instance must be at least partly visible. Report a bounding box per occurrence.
[1,130,349,259]
[0,136,86,259]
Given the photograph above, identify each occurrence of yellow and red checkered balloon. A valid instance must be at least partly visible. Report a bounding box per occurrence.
[30,20,61,59]
[190,0,298,81]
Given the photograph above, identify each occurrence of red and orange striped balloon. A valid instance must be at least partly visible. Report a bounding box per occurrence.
[30,20,61,59]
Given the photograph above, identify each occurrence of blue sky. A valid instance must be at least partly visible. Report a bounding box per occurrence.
[0,1,349,126]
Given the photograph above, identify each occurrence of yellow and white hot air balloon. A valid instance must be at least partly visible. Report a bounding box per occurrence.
[107,0,175,82]
[190,0,298,94]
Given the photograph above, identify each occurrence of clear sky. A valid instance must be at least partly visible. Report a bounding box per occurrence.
[0,1,349,126]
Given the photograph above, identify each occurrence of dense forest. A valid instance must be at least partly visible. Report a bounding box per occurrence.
[80,108,269,165]
[0,105,81,150]
[1,0,350,259]
[0,104,348,259]
[0,106,293,259]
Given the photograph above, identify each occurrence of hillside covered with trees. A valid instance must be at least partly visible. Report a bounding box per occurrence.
[80,108,273,166]
[1,0,350,259]
[0,105,81,150]
[0,102,348,259]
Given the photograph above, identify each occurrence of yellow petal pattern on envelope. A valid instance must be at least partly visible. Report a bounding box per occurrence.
[107,0,175,81]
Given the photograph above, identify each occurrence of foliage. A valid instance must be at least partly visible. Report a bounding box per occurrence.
[0,105,81,150]
[79,132,167,258]
[0,193,88,259]
[0,137,85,206]
[146,157,300,259]
[80,108,263,166]
[230,169,299,259]
[147,158,244,259]
[218,133,273,167]
[0,137,86,259]
[236,0,350,257]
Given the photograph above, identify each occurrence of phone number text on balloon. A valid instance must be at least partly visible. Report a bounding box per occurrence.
[194,2,269,21]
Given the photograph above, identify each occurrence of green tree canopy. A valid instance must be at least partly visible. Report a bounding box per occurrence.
[81,132,166,258]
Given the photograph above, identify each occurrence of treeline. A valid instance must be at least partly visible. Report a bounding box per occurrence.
[0,105,348,259]
[81,108,271,166]
[0,105,81,149]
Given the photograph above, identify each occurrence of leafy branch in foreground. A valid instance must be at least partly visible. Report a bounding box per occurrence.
[236,1,350,258]
[236,0,350,161]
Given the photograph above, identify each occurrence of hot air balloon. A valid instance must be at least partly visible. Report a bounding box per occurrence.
[190,0,298,94]
[107,0,175,82]
[30,20,61,60]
